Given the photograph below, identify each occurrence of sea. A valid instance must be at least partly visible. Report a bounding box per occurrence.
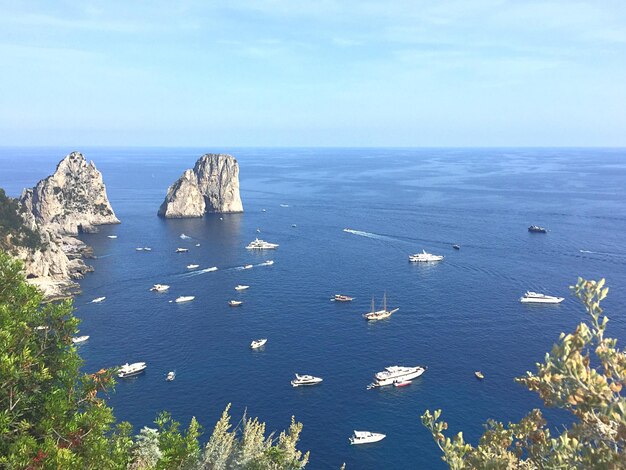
[1,147,625,469]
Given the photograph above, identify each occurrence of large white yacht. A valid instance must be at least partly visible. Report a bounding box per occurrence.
[368,365,427,388]
[409,250,444,262]
[520,291,564,304]
[175,296,195,303]
[246,238,279,250]
[118,362,147,378]
[291,374,323,387]
[349,431,386,445]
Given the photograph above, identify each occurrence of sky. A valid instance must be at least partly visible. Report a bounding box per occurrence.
[0,1,625,147]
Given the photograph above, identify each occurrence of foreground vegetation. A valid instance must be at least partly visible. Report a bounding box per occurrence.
[0,251,308,469]
[422,278,626,468]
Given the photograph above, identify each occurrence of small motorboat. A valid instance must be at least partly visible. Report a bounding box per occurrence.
[250,338,267,349]
[261,209,266,212]
[292,224,297,228]
[520,291,564,304]
[136,247,144,251]
[349,431,386,445]
[107,235,118,239]
[228,300,243,307]
[452,244,460,250]
[150,284,170,292]
[187,264,200,269]
[175,296,195,303]
[235,285,250,291]
[280,204,289,208]
[528,225,547,233]
[219,217,223,220]
[175,248,189,253]
[91,296,106,303]
[118,362,147,378]
[206,266,218,272]
[166,371,176,381]
[72,335,90,344]
[332,294,354,302]
[256,228,261,233]
[260,260,274,266]
[475,371,484,380]
[143,247,152,251]
[195,243,201,247]
[243,264,253,269]
[291,374,323,387]
[180,233,192,239]
[393,380,412,387]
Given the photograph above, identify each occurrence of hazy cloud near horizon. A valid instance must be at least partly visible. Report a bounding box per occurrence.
[0,0,624,146]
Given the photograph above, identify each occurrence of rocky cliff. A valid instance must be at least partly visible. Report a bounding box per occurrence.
[158,154,243,218]
[7,151,119,300]
[20,151,120,235]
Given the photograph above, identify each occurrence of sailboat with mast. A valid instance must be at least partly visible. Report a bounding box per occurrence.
[363,293,398,321]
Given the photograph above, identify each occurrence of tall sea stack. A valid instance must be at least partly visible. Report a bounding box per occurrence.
[158,153,243,218]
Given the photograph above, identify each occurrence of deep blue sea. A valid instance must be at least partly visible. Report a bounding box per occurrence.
[1,147,626,469]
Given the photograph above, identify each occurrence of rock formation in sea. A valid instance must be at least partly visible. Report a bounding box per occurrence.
[158,154,243,218]
[20,151,120,235]
[7,151,119,300]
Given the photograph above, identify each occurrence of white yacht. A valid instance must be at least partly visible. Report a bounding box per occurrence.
[291,374,323,387]
[520,291,564,304]
[143,247,152,251]
[107,235,117,239]
[72,335,89,344]
[235,285,250,291]
[349,431,386,445]
[195,243,201,247]
[91,296,106,303]
[206,266,218,272]
[166,371,176,381]
[368,365,427,388]
[243,264,253,269]
[260,260,274,266]
[250,338,267,349]
[363,293,398,321]
[187,264,200,269]
[118,362,147,378]
[150,284,170,292]
[228,300,243,307]
[246,238,279,250]
[409,250,444,262]
[175,248,189,253]
[136,247,145,251]
[175,296,195,303]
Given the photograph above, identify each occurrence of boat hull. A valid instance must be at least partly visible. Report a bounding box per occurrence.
[520,297,564,304]
[375,368,425,386]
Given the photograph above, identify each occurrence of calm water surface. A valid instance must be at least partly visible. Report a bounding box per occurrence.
[1,147,625,469]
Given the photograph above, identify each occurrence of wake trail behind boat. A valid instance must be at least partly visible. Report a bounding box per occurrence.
[343,228,401,243]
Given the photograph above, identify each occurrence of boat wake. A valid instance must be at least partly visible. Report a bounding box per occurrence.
[343,228,398,242]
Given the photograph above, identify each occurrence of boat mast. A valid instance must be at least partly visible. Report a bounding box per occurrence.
[383,292,387,312]
[371,297,375,314]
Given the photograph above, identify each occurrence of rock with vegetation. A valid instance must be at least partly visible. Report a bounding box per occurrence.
[0,251,309,469]
[422,278,626,469]
[158,154,243,218]
[20,151,119,235]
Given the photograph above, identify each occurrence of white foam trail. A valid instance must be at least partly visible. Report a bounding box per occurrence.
[343,228,393,241]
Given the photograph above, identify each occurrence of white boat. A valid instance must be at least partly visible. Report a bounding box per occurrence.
[246,238,279,250]
[349,430,386,445]
[291,374,323,387]
[368,365,427,388]
[228,300,243,307]
[72,335,89,344]
[118,362,147,378]
[180,233,192,239]
[292,224,297,227]
[143,247,152,251]
[206,266,218,272]
[166,371,176,381]
[175,248,189,253]
[187,264,200,269]
[235,285,250,291]
[107,235,117,239]
[91,296,106,303]
[260,260,274,266]
[175,296,195,303]
[363,293,398,321]
[136,247,144,251]
[409,250,444,262]
[195,243,201,247]
[243,264,253,269]
[256,228,261,233]
[150,284,170,292]
[520,291,564,304]
[280,204,289,208]
[261,209,267,212]
[250,338,267,349]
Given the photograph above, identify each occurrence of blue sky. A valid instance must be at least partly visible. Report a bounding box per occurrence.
[1,1,625,146]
